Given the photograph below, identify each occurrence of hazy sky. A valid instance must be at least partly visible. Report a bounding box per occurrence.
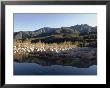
[14,13,97,32]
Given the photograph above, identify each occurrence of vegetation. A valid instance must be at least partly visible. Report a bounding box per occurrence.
[14,41,77,55]
[18,33,97,47]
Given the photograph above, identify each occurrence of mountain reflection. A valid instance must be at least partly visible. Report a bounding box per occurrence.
[14,47,97,68]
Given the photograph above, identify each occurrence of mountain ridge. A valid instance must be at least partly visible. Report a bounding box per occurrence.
[14,24,97,41]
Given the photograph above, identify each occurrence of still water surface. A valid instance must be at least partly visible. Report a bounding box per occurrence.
[14,62,97,75]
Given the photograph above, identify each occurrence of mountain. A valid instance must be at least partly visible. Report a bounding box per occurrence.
[14,24,97,43]
[14,31,38,40]
[35,27,57,33]
[70,24,97,33]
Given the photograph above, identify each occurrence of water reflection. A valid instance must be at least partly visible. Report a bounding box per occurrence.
[14,62,97,75]
[14,53,96,68]
[14,47,97,75]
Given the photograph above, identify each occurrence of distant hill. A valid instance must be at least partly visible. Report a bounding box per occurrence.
[14,24,97,40]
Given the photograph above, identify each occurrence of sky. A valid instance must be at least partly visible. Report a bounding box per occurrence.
[14,13,97,32]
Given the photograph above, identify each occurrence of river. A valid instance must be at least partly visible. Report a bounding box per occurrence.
[14,62,97,75]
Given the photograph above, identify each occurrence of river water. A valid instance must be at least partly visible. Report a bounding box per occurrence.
[14,62,97,75]
[14,47,97,75]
